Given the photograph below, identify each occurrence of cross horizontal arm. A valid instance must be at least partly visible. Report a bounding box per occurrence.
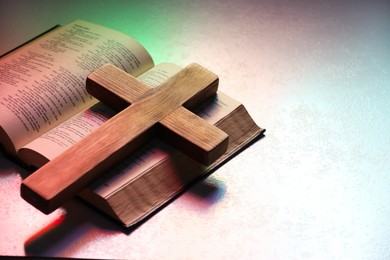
[86,63,150,111]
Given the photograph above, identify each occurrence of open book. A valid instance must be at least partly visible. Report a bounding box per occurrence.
[0,20,265,227]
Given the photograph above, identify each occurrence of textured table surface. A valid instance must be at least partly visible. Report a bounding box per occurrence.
[1,0,389,259]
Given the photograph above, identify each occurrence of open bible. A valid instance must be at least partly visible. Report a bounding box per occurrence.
[0,20,264,227]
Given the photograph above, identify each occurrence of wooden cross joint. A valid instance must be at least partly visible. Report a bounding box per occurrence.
[21,63,229,214]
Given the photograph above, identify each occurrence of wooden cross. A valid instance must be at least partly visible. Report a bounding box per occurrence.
[21,63,229,214]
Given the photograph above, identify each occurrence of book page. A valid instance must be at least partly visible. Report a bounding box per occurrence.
[0,20,154,154]
[18,63,182,166]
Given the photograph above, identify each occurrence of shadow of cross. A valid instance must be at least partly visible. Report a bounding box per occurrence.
[21,63,229,214]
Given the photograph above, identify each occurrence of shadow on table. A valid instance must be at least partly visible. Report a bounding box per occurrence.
[23,176,226,257]
[23,198,123,256]
[0,147,31,177]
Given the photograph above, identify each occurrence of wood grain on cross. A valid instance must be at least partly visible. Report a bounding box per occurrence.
[21,63,229,214]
